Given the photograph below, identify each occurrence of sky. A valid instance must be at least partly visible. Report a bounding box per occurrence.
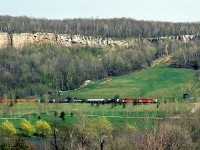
[1,0,200,22]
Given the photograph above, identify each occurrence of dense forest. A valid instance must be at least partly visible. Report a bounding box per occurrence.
[0,42,157,98]
[0,15,200,38]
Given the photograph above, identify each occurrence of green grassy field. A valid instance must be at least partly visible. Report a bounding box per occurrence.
[64,63,200,100]
[0,101,194,130]
[0,63,198,132]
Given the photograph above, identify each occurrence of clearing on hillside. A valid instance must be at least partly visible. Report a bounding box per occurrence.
[64,62,200,100]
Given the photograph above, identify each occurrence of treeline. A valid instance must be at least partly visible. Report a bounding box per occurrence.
[170,41,200,69]
[0,15,200,38]
[0,43,157,98]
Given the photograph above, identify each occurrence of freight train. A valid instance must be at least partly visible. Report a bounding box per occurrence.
[86,98,158,103]
[0,98,158,104]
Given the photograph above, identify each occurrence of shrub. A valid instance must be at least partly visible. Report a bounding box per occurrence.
[60,111,65,120]
[13,137,35,150]
[140,123,194,150]
[0,120,16,136]
[156,123,193,150]
[35,120,51,137]
[20,119,35,137]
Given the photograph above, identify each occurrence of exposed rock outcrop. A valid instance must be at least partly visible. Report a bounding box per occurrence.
[0,32,200,49]
[0,32,11,48]
[12,32,58,48]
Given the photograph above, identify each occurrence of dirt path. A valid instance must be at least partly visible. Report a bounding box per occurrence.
[70,114,194,120]
[152,55,172,67]
[0,118,23,120]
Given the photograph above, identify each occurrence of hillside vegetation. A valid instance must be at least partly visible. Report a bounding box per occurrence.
[0,43,157,98]
[1,16,200,100]
[1,40,200,99]
[65,62,200,100]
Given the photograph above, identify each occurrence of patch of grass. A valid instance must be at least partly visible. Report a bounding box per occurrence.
[64,63,199,99]
[0,101,194,131]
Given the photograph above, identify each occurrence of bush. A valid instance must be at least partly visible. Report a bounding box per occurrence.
[35,120,51,137]
[60,111,65,120]
[20,119,35,137]
[154,123,193,150]
[140,123,194,150]
[12,137,35,150]
[0,120,16,136]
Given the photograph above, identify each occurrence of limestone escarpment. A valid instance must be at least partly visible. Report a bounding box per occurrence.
[0,32,11,48]
[12,32,58,48]
[1,32,115,48]
[0,32,200,49]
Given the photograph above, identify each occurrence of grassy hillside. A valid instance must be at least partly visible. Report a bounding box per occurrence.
[64,63,200,100]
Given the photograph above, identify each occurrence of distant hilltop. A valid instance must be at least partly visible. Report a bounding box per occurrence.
[0,32,200,49]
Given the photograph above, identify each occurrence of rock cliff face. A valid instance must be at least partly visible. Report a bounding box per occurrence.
[0,32,199,49]
[12,32,58,48]
[0,32,11,48]
[0,32,116,48]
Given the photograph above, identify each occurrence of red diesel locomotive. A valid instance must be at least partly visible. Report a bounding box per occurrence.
[121,98,158,103]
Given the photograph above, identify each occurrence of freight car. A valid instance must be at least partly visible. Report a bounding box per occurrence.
[0,99,38,103]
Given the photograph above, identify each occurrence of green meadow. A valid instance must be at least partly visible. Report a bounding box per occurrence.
[0,100,195,130]
[0,63,198,131]
[65,63,200,100]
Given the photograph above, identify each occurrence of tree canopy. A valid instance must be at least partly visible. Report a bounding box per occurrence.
[1,15,200,38]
